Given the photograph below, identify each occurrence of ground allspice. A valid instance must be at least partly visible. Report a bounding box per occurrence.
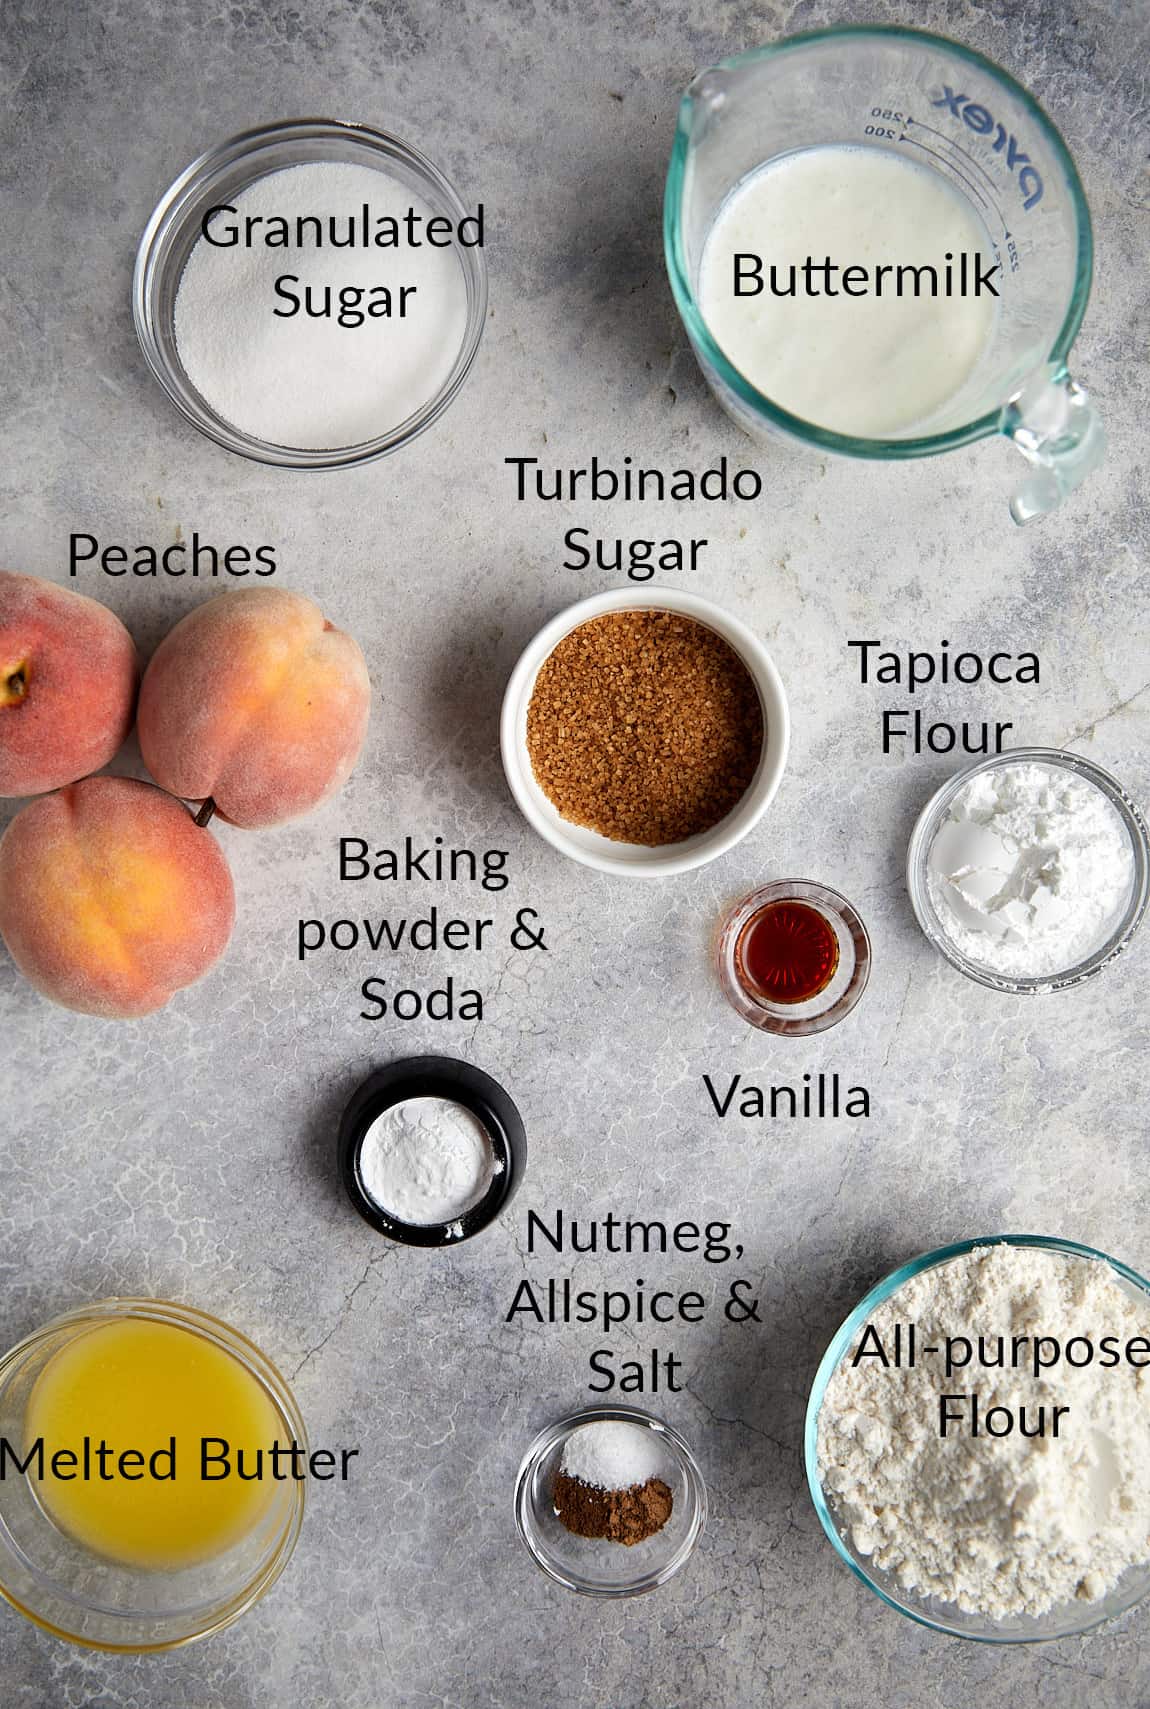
[553,1471,674,1546]
[526,611,764,846]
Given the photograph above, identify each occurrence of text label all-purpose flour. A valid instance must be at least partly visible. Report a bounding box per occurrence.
[816,1245,1150,1620]
[699,145,998,437]
[174,161,472,449]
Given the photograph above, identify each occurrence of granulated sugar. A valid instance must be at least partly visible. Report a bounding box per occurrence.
[817,1243,1150,1619]
[174,161,467,450]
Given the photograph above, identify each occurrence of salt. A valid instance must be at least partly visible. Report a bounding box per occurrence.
[358,1097,494,1227]
[174,161,468,450]
[559,1421,669,1491]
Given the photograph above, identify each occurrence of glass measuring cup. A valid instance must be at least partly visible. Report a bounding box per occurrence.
[664,26,1102,522]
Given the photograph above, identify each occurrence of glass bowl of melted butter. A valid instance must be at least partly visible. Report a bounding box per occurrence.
[0,1297,305,1649]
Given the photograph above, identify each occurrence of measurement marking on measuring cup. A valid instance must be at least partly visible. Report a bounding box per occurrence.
[897,135,991,215]
[906,117,1000,195]
[897,132,1010,239]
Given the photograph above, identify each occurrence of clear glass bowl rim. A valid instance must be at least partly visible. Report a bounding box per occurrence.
[514,1403,708,1597]
[132,116,489,469]
[905,745,1150,993]
[663,23,1094,460]
[0,1296,307,1652]
[804,1233,1150,1643]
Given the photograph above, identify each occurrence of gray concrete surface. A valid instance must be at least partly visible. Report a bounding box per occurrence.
[1,0,1149,1702]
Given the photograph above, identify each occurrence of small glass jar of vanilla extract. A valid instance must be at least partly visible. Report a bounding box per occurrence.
[716,881,870,1035]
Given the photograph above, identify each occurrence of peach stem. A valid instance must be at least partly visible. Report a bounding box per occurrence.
[193,798,216,828]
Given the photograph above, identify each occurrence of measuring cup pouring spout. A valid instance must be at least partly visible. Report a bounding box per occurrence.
[664,26,1103,522]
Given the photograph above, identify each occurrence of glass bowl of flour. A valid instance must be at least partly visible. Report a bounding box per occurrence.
[806,1235,1150,1641]
[134,119,487,468]
[907,747,1149,992]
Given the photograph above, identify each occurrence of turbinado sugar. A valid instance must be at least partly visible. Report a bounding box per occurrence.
[526,611,763,845]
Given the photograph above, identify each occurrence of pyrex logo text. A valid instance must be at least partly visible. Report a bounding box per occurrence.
[932,87,1044,209]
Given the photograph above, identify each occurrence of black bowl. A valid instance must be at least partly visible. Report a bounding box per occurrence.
[338,1056,526,1247]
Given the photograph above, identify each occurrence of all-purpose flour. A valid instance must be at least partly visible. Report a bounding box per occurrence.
[817,1245,1150,1619]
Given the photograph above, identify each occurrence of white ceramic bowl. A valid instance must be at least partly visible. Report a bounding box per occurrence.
[500,588,789,877]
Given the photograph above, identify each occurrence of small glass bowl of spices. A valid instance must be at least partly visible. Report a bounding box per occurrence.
[134,118,487,468]
[515,1405,706,1597]
[338,1056,525,1246]
[717,880,871,1035]
[907,747,1149,993]
[501,588,789,877]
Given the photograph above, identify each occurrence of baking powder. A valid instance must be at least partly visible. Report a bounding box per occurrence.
[358,1097,494,1226]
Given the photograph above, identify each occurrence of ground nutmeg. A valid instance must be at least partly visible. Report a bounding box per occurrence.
[552,1470,674,1546]
[526,610,764,845]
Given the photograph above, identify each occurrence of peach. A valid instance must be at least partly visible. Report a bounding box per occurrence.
[0,573,139,796]
[0,776,235,1018]
[137,588,371,829]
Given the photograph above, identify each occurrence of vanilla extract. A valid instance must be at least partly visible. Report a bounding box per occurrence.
[703,1072,870,1119]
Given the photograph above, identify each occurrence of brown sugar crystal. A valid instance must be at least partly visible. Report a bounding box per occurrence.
[552,1471,674,1546]
[526,610,764,845]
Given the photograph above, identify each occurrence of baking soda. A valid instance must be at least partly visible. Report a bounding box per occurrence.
[358,1097,494,1226]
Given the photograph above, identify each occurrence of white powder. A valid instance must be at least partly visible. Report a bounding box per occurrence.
[358,1097,495,1226]
[559,1421,669,1491]
[174,161,468,449]
[817,1244,1150,1619]
[927,759,1134,977]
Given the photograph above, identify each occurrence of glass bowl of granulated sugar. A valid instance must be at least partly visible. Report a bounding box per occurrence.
[134,118,487,468]
[515,1406,706,1596]
[806,1235,1150,1641]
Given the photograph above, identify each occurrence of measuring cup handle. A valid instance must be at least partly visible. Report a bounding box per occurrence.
[1000,364,1106,524]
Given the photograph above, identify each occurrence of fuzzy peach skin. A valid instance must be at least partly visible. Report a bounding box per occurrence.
[0,572,139,796]
[0,776,235,1018]
[137,588,371,829]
